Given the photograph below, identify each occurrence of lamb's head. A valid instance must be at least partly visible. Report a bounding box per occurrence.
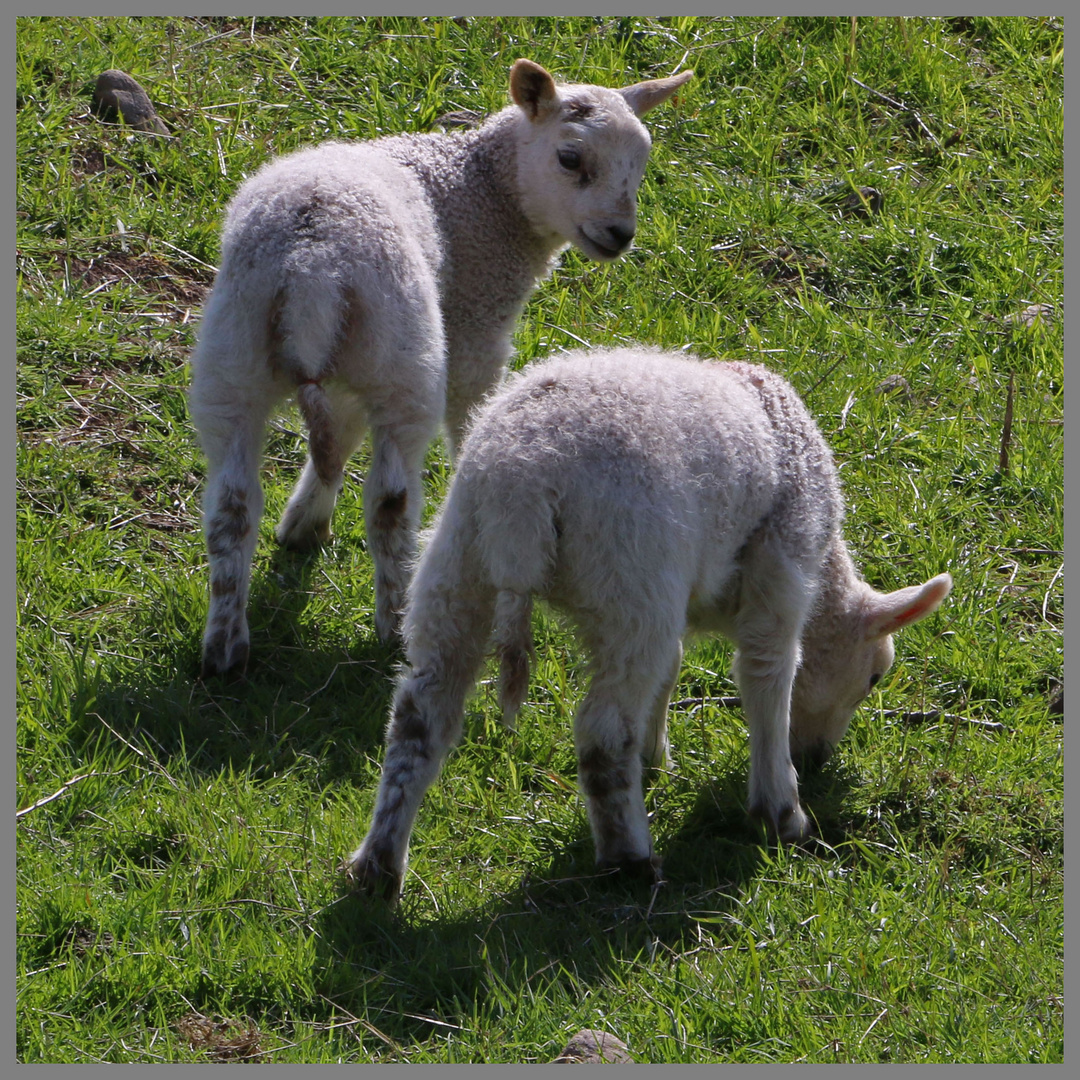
[789,571,953,768]
[508,59,692,261]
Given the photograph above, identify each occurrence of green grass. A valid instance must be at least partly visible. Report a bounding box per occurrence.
[16,15,1062,1064]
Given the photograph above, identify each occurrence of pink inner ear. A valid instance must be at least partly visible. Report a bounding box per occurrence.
[867,574,952,639]
[621,70,694,117]
[883,600,932,634]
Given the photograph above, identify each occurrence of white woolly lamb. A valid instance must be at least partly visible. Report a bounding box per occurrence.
[347,346,951,901]
[188,60,691,677]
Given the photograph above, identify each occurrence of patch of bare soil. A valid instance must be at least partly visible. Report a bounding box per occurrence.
[54,249,211,308]
[174,1012,262,1061]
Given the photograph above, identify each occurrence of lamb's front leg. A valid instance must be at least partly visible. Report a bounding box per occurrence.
[735,643,811,843]
[442,328,514,460]
[731,541,815,842]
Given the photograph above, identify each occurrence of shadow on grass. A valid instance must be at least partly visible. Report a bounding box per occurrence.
[306,760,859,1050]
[71,542,402,784]
[54,545,861,1054]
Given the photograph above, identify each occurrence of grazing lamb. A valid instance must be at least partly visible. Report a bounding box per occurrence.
[188,60,692,678]
[347,346,952,901]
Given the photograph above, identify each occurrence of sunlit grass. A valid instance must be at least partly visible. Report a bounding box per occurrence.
[17,15,1061,1063]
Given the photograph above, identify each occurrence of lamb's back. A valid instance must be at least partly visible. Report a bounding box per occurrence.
[218,140,442,290]
[463,348,817,512]
[459,349,840,613]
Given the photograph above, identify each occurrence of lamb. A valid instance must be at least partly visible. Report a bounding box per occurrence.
[346,346,952,902]
[188,59,692,678]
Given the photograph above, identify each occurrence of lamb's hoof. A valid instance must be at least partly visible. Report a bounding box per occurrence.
[275,518,331,552]
[597,853,664,884]
[748,800,813,844]
[200,636,248,681]
[345,848,402,905]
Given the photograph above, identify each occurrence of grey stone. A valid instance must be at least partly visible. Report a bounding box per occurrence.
[553,1029,634,1063]
[93,69,168,135]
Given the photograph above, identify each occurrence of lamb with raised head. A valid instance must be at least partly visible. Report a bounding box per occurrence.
[347,346,952,901]
[188,60,692,678]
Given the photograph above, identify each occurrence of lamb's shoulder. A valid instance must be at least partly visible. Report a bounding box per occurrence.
[716,362,835,466]
[710,359,843,526]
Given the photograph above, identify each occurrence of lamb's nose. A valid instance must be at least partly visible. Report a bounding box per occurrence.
[606,224,635,252]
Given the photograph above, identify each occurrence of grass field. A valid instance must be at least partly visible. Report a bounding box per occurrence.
[16,16,1062,1063]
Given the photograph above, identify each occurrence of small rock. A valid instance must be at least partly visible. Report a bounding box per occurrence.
[435,108,484,131]
[874,374,910,397]
[1048,683,1063,716]
[554,1029,633,1064]
[1003,303,1055,329]
[839,186,883,217]
[93,69,169,135]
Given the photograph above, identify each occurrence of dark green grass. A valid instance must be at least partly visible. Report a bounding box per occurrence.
[17,16,1061,1063]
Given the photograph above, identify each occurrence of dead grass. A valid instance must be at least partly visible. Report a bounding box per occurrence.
[174,1011,262,1062]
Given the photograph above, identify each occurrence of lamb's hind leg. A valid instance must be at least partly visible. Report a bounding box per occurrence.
[365,421,436,642]
[347,580,494,903]
[574,637,684,878]
[643,640,682,772]
[192,392,276,679]
[277,402,432,642]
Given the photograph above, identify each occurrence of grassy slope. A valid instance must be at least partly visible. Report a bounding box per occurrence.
[16,16,1062,1063]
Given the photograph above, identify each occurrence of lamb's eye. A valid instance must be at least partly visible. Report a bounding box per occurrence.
[558,148,582,171]
[868,672,882,690]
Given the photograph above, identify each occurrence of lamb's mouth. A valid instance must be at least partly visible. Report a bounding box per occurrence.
[790,736,835,772]
[577,229,625,262]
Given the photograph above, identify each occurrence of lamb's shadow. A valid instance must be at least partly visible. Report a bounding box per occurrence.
[76,543,401,782]
[67,555,863,1053]
[308,753,859,1047]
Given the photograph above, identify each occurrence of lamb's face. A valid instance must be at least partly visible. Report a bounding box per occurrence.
[787,572,952,769]
[507,61,692,262]
[789,628,896,769]
[514,91,652,261]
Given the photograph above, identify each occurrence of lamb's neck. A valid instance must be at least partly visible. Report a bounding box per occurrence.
[810,533,864,623]
[434,113,565,301]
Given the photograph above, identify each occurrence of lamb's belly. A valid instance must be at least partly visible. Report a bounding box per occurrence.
[686,587,739,638]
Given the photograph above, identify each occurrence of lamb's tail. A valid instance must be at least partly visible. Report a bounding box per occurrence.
[492,589,535,728]
[269,278,360,486]
[296,379,342,485]
[480,483,560,728]
[404,459,558,731]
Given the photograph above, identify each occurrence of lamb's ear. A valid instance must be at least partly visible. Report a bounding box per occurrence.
[862,573,953,640]
[619,69,693,117]
[510,59,558,120]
